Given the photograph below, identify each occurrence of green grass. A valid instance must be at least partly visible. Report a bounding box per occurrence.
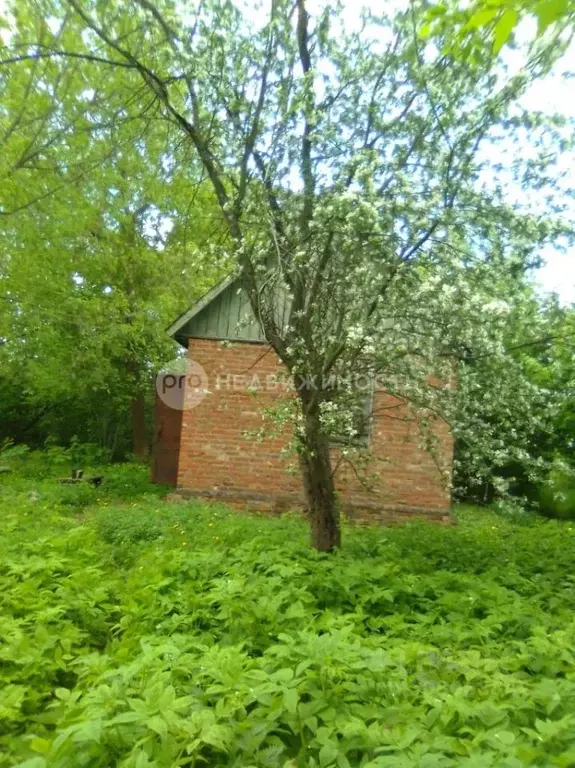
[1,461,575,767]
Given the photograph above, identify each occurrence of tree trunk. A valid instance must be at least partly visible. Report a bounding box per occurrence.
[298,389,341,551]
[131,390,149,460]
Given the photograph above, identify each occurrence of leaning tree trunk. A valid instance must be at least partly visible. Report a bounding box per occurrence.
[298,389,341,551]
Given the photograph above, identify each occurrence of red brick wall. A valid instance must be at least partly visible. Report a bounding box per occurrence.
[176,338,452,520]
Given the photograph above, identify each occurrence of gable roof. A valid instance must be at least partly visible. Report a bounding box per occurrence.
[167,275,236,342]
[167,274,267,347]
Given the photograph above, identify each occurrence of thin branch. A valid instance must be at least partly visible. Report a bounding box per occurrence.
[0,49,138,70]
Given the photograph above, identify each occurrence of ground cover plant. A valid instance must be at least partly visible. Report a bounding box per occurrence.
[1,460,575,767]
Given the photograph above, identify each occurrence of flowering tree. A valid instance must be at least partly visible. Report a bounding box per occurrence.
[1,0,571,548]
[453,293,573,503]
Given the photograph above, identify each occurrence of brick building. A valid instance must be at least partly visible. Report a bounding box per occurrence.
[153,276,453,522]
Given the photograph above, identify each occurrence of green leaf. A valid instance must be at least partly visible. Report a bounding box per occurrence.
[319,741,340,766]
[72,719,102,744]
[147,715,168,740]
[493,9,518,52]
[536,0,569,34]
[29,738,51,756]
[54,688,72,700]
[419,23,432,40]
[283,687,298,715]
[201,724,231,751]
[273,668,295,683]
[494,730,516,746]
[296,659,313,676]
[466,7,499,29]
[108,711,144,725]
[135,751,149,768]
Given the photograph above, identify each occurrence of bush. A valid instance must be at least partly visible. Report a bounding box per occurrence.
[58,482,98,512]
[96,505,166,546]
[0,439,31,464]
[538,462,575,520]
[96,462,165,500]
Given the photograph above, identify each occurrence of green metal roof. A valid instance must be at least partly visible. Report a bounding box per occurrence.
[167,276,266,346]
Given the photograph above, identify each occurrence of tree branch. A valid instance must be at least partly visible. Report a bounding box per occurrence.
[296,0,315,235]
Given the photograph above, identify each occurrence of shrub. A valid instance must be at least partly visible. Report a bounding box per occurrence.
[58,482,98,512]
[96,505,165,546]
[538,461,575,520]
[96,462,166,500]
[0,439,31,464]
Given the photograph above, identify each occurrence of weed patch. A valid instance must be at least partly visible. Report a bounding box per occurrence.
[1,467,575,766]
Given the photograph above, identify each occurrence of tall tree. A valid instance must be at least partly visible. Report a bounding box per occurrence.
[453,291,574,504]
[0,41,225,455]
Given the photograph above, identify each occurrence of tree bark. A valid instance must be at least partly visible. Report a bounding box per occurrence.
[298,388,341,551]
[131,390,149,460]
